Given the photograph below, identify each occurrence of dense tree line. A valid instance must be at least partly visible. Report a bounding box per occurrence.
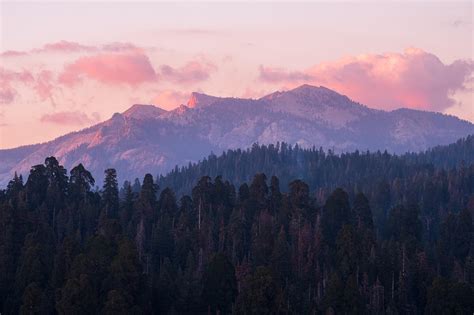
[0,138,473,314]
[158,135,474,196]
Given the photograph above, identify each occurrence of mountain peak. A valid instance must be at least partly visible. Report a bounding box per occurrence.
[122,104,167,120]
[2,86,473,188]
[291,83,321,91]
[260,84,339,101]
[289,84,344,97]
[187,92,221,108]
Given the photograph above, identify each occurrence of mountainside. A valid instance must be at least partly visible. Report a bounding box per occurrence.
[1,85,473,185]
[158,135,474,196]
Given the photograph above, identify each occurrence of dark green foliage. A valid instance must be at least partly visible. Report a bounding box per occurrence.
[322,188,351,246]
[453,208,473,262]
[104,238,145,314]
[56,274,97,314]
[25,164,48,209]
[353,192,374,231]
[158,137,474,197]
[19,282,45,315]
[69,163,94,202]
[425,277,474,314]
[139,173,158,209]
[1,137,473,314]
[236,266,280,314]
[102,168,119,219]
[386,204,422,252]
[202,253,237,314]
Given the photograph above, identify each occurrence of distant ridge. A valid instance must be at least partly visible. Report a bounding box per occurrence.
[157,135,474,196]
[1,85,473,185]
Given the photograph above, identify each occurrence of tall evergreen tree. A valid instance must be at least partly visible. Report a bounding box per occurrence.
[102,169,119,219]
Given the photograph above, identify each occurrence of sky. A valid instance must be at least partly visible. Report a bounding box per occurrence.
[0,1,473,149]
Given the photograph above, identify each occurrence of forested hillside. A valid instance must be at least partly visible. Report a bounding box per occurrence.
[0,137,473,314]
[158,135,474,196]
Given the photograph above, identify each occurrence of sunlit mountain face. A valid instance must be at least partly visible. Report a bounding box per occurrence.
[1,85,472,185]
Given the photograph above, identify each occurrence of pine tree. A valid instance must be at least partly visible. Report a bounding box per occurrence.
[102,169,119,219]
[321,188,351,247]
[69,163,95,202]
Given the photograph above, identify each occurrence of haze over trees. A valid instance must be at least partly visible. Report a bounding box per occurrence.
[0,137,473,314]
[159,135,474,196]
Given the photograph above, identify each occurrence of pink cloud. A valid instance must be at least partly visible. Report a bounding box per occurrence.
[0,68,34,83]
[159,60,217,84]
[1,41,139,57]
[40,110,101,126]
[102,42,140,52]
[0,87,16,104]
[34,70,56,103]
[0,68,35,104]
[1,41,95,57]
[59,52,158,86]
[259,48,473,111]
[40,40,138,54]
[40,40,96,53]
[162,28,224,36]
[259,65,311,83]
[0,50,29,57]
[0,67,59,105]
[151,90,189,109]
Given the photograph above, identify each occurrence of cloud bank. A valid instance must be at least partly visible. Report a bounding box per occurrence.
[59,52,158,86]
[259,48,473,112]
[151,90,190,109]
[159,60,217,84]
[0,68,35,104]
[0,40,144,58]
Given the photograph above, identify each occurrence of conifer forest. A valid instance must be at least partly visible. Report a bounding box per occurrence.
[1,137,473,314]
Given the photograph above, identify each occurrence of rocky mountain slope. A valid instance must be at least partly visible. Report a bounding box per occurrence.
[1,84,473,185]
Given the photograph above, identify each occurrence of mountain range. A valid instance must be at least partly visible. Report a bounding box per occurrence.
[1,84,473,186]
